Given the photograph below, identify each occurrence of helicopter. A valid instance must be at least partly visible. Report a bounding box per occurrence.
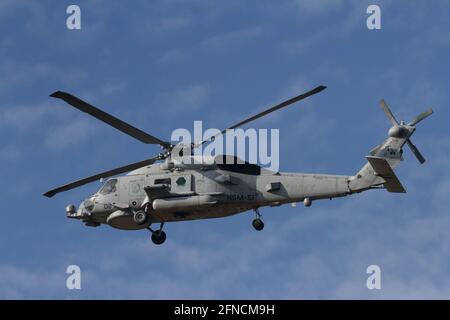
[44,85,433,245]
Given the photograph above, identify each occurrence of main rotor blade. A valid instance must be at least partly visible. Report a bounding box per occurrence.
[408,108,433,126]
[43,157,159,198]
[406,139,426,164]
[50,91,171,148]
[196,85,326,146]
[379,99,399,126]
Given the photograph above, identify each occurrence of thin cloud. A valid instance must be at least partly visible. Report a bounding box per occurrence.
[0,145,21,162]
[44,118,97,150]
[158,25,264,64]
[0,265,65,299]
[163,83,211,113]
[0,103,52,131]
[154,15,194,33]
[200,26,264,50]
[0,101,98,151]
[294,0,345,15]
[158,48,189,64]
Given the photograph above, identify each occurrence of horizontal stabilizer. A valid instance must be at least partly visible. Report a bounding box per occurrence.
[366,156,406,193]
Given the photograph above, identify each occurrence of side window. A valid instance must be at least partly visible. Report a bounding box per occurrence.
[154,178,171,185]
[99,179,117,195]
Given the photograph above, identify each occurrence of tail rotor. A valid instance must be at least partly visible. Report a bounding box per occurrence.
[379,99,433,164]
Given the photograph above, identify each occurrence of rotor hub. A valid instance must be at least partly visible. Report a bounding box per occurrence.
[388,125,410,138]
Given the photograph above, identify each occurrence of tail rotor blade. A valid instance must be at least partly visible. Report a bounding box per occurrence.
[379,99,399,126]
[406,139,426,164]
[408,108,434,126]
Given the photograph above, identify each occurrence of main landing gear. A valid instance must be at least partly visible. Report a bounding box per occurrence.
[147,222,166,245]
[252,208,264,231]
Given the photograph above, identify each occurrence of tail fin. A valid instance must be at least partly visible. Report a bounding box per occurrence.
[366,156,405,193]
[349,99,433,193]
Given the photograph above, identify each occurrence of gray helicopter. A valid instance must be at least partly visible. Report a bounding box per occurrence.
[44,85,433,245]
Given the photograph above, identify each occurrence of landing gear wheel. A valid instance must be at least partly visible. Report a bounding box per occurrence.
[252,218,264,231]
[133,211,148,225]
[151,230,166,245]
[147,222,166,245]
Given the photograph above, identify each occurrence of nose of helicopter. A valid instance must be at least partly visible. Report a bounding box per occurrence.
[78,194,112,215]
[65,200,89,218]
[67,198,95,217]
[81,198,95,213]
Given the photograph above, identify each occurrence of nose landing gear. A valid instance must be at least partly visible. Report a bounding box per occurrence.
[252,208,264,231]
[147,222,166,245]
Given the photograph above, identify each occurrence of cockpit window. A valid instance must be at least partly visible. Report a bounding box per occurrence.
[99,179,117,195]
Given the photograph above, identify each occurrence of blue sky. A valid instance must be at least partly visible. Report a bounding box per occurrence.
[0,0,450,299]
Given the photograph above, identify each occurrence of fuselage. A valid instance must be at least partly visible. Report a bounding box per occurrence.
[70,157,352,230]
